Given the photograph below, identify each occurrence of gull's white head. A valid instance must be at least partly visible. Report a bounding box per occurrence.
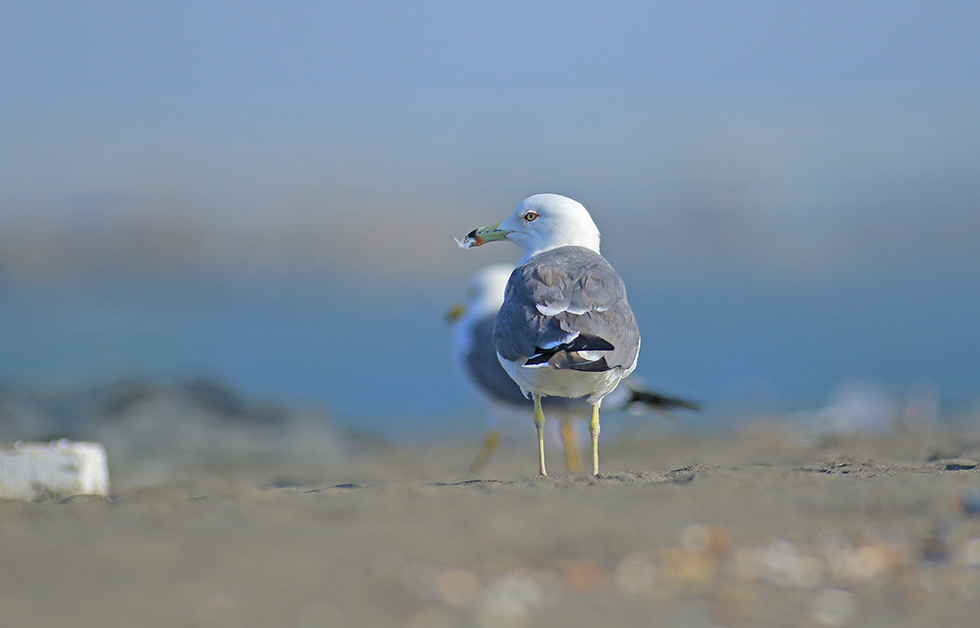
[457,194,601,262]
[444,264,512,325]
[464,264,512,316]
[445,264,513,369]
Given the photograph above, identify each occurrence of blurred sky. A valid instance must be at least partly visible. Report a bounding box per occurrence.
[1,3,979,433]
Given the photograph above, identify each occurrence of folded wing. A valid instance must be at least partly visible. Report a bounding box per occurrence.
[494,246,640,374]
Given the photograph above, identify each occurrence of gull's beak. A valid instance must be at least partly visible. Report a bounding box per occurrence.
[444,302,465,325]
[455,223,512,249]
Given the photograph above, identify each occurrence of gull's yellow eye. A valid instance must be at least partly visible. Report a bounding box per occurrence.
[523,211,538,222]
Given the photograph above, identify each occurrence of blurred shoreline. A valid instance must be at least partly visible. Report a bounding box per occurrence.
[2,257,977,438]
[0,377,976,488]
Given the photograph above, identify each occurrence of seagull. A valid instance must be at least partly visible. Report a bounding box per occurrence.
[457,194,644,476]
[446,263,700,474]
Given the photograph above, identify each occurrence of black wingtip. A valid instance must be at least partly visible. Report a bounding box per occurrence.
[627,388,701,412]
[525,333,616,371]
[565,334,614,353]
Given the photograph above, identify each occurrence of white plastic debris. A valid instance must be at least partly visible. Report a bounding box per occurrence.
[0,440,110,501]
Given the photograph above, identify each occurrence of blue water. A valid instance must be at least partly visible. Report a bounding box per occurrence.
[1,261,977,439]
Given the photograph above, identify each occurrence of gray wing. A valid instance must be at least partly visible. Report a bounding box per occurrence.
[467,314,586,411]
[493,246,640,372]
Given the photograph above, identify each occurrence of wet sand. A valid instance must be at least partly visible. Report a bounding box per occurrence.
[2,425,980,627]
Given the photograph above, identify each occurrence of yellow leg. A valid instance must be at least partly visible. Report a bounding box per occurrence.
[533,394,548,476]
[467,430,501,475]
[589,402,601,476]
[561,418,583,474]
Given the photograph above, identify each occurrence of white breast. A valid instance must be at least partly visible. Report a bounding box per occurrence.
[498,354,632,404]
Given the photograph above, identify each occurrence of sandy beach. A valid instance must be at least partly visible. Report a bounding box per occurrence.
[3,409,980,628]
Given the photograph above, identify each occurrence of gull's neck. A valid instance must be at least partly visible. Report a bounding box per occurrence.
[519,233,601,264]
